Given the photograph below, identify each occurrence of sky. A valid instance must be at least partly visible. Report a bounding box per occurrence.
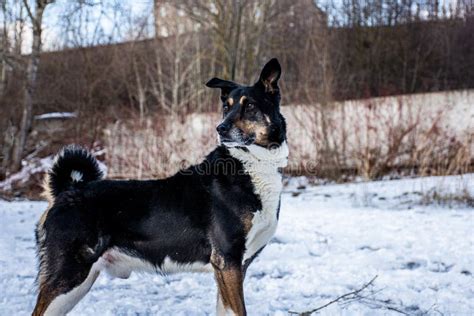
[6,0,153,53]
[7,0,466,54]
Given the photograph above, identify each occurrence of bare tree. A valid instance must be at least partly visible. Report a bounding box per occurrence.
[0,0,8,98]
[11,0,53,172]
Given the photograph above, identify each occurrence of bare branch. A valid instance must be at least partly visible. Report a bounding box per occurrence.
[288,275,378,315]
[22,0,35,23]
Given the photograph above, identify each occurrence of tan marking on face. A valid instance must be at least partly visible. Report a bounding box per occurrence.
[227,98,234,106]
[239,96,247,104]
[235,120,270,146]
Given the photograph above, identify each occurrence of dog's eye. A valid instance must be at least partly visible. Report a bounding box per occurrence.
[246,103,255,112]
[223,105,229,112]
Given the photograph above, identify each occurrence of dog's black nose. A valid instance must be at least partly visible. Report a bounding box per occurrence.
[216,123,231,135]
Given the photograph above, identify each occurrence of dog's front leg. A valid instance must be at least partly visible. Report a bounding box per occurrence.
[211,250,246,316]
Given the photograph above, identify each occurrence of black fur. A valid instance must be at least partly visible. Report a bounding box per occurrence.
[48,145,103,198]
[207,58,286,148]
[43,147,259,267]
[34,58,287,315]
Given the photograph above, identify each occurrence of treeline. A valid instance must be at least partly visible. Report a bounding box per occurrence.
[0,0,473,178]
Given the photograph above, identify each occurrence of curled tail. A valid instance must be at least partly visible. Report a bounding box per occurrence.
[46,145,103,200]
[40,146,108,265]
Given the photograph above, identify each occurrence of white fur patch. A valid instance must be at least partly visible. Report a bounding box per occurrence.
[43,251,212,315]
[217,294,237,316]
[160,256,213,274]
[70,170,83,182]
[99,249,156,278]
[100,249,212,279]
[228,142,288,262]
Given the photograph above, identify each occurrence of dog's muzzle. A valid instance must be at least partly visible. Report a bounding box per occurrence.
[217,124,255,146]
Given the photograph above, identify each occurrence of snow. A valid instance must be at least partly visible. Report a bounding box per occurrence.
[0,156,53,192]
[0,174,473,315]
[34,112,77,120]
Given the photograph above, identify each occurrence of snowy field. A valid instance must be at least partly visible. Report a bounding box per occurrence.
[0,174,473,315]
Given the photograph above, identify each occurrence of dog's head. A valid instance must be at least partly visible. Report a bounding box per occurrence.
[206,58,286,149]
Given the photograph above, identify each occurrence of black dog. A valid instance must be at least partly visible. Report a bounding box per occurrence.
[33,58,288,316]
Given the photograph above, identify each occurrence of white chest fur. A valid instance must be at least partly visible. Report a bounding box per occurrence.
[228,142,288,263]
[243,169,282,262]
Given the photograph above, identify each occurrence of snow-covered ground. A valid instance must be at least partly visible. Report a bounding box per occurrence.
[0,174,473,315]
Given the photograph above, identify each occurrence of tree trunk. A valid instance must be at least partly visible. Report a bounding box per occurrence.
[11,0,50,172]
[0,58,6,98]
[153,0,162,38]
[133,58,146,124]
[0,0,9,98]
[230,0,244,81]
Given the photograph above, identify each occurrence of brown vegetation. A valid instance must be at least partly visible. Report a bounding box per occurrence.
[0,0,473,186]
[101,90,473,181]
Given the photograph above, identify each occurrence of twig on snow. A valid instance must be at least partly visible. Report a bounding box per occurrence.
[288,275,378,315]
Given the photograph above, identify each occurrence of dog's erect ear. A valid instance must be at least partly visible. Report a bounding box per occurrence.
[256,58,281,94]
[206,77,239,101]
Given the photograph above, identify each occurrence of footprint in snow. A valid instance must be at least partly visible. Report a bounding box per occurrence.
[401,260,427,270]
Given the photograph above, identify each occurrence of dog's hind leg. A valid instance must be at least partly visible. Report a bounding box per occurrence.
[32,260,102,316]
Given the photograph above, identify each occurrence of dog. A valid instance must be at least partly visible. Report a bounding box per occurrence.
[32,58,288,316]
